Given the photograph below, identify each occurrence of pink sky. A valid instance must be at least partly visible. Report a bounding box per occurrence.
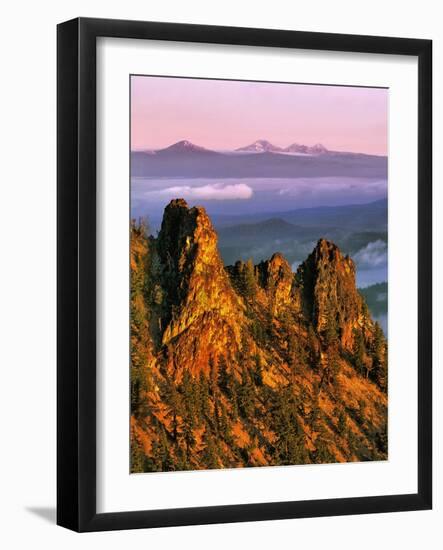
[131,76,388,155]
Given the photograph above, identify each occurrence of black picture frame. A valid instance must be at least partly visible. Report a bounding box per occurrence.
[57,17,432,532]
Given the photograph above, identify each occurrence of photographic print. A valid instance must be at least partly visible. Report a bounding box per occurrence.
[130,75,388,473]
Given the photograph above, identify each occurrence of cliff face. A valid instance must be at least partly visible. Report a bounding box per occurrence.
[154,199,245,377]
[256,252,295,315]
[294,238,372,350]
[130,200,388,473]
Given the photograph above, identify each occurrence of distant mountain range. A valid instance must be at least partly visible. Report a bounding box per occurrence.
[213,198,388,231]
[137,139,379,156]
[214,199,387,268]
[132,140,387,179]
[236,139,329,155]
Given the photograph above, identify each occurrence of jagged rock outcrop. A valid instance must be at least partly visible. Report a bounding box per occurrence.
[294,238,372,350]
[130,200,388,473]
[256,252,295,315]
[155,199,245,376]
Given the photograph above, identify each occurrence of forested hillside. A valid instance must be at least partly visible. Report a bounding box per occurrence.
[130,199,388,472]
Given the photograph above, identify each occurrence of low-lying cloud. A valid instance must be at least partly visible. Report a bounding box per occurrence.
[354,240,387,268]
[276,178,387,201]
[145,182,253,201]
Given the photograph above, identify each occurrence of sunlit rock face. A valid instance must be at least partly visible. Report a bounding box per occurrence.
[294,238,374,351]
[157,199,244,376]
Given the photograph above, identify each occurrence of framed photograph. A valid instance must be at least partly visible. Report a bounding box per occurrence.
[57,17,432,532]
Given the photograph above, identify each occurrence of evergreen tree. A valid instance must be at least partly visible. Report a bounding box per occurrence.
[238,367,255,417]
[197,372,210,419]
[312,427,335,464]
[271,387,308,465]
[218,402,232,442]
[209,355,218,397]
[308,325,320,371]
[217,355,229,394]
[252,354,264,386]
[251,316,265,344]
[329,354,341,390]
[357,399,367,425]
[371,322,387,391]
[202,434,219,469]
[323,302,339,347]
[336,407,347,435]
[152,427,174,471]
[243,258,257,299]
[376,422,388,455]
[352,327,365,376]
[165,379,181,441]
[309,384,322,432]
[130,435,146,473]
[181,419,195,461]
[130,221,153,418]
[229,382,240,421]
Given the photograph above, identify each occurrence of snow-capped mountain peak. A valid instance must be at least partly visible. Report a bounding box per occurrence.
[284,142,328,155]
[308,143,328,154]
[235,140,329,154]
[159,140,210,153]
[154,139,329,155]
[236,140,283,153]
